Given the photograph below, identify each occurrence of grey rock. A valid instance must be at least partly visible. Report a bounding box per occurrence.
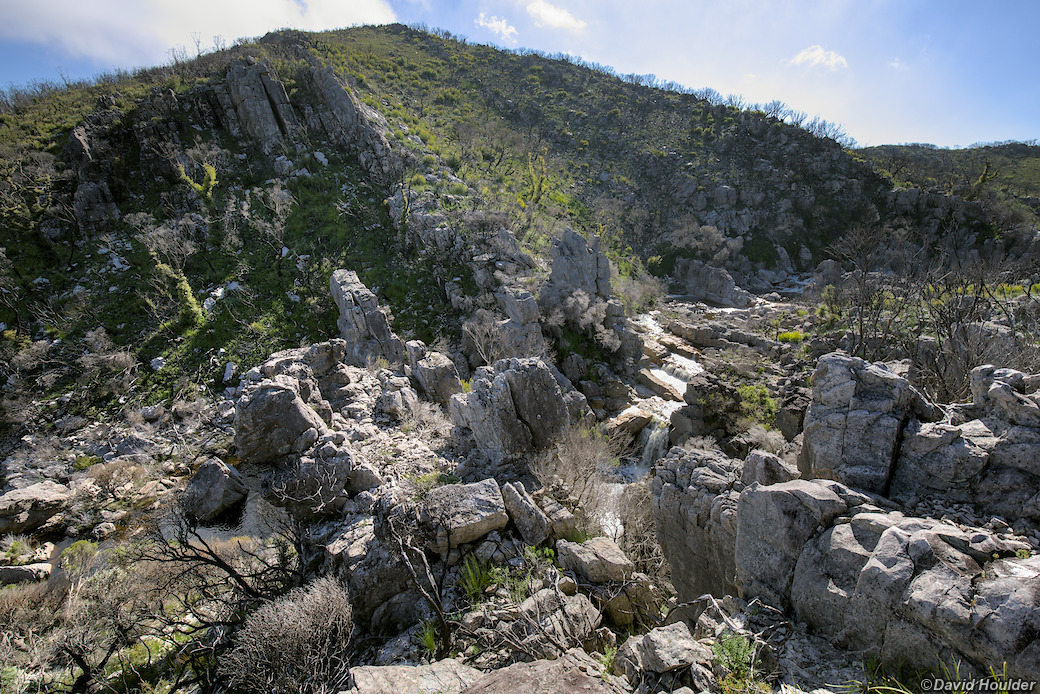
[235,375,328,464]
[425,478,509,551]
[735,479,848,609]
[674,258,752,308]
[651,446,742,599]
[616,621,713,680]
[557,536,635,584]
[181,458,247,521]
[741,449,799,486]
[448,358,571,463]
[799,352,939,493]
[406,340,463,404]
[0,562,52,586]
[330,269,405,366]
[348,659,483,694]
[501,482,551,546]
[459,648,619,693]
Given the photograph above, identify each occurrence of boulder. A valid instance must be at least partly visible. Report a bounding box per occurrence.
[235,375,328,464]
[557,537,635,584]
[501,482,551,546]
[225,59,300,152]
[180,458,247,521]
[539,495,579,540]
[0,480,71,535]
[347,659,483,694]
[0,562,53,586]
[615,621,714,681]
[651,446,742,599]
[740,449,799,487]
[674,258,752,308]
[508,589,602,659]
[406,340,463,404]
[330,269,405,366]
[799,352,939,493]
[448,358,571,463]
[425,479,509,551]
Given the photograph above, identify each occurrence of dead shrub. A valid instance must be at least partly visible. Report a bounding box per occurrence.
[219,576,353,694]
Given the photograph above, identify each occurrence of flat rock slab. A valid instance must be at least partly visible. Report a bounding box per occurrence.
[558,536,635,584]
[347,658,483,694]
[460,649,619,693]
[425,478,509,550]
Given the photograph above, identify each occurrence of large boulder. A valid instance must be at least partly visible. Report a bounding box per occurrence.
[501,482,551,546]
[799,352,939,493]
[651,446,743,599]
[235,375,328,464]
[448,358,572,463]
[615,621,715,688]
[0,480,71,535]
[557,536,635,584]
[673,258,752,308]
[180,458,247,521]
[330,269,405,366]
[424,478,509,551]
[406,340,463,404]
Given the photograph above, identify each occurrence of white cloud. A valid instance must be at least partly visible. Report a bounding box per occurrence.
[0,0,396,67]
[889,58,905,70]
[525,0,587,32]
[787,45,848,71]
[475,13,518,44]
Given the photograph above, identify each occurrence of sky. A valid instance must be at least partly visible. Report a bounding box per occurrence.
[0,0,1037,149]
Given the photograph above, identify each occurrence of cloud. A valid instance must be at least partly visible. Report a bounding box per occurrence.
[475,13,518,44]
[787,45,848,71]
[525,0,587,32]
[0,0,396,67]
[889,58,905,70]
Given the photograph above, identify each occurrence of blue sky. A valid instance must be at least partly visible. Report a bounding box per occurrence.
[1,0,1037,148]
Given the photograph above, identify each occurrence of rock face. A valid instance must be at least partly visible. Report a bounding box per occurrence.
[651,447,743,598]
[424,478,509,551]
[538,229,643,372]
[406,340,463,404]
[673,258,752,308]
[180,458,247,521]
[449,358,573,463]
[799,352,940,494]
[225,59,300,153]
[330,269,406,366]
[0,481,71,535]
[234,375,328,464]
[802,355,1040,523]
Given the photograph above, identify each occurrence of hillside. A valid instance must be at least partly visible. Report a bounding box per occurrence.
[4,22,1040,694]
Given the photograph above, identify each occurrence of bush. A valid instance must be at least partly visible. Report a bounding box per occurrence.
[777,330,804,343]
[220,576,353,694]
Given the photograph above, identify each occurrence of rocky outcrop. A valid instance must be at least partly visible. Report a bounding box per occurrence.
[669,371,743,445]
[615,622,716,691]
[406,340,463,404]
[673,258,752,308]
[225,59,301,153]
[501,481,550,546]
[234,375,328,464]
[180,458,247,521]
[448,358,576,463]
[799,352,940,493]
[539,229,643,372]
[330,269,406,366]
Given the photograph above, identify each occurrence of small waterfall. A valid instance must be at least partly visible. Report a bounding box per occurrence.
[661,353,704,382]
[640,421,671,471]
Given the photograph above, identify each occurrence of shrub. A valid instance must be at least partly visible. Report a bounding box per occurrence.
[458,554,494,604]
[220,576,353,694]
[777,330,804,343]
[736,385,777,428]
[712,630,754,678]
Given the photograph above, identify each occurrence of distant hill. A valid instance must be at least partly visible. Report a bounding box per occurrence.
[1,23,1037,431]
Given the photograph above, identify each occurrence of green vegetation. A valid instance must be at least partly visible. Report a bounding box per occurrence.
[459,554,494,604]
[737,384,778,428]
